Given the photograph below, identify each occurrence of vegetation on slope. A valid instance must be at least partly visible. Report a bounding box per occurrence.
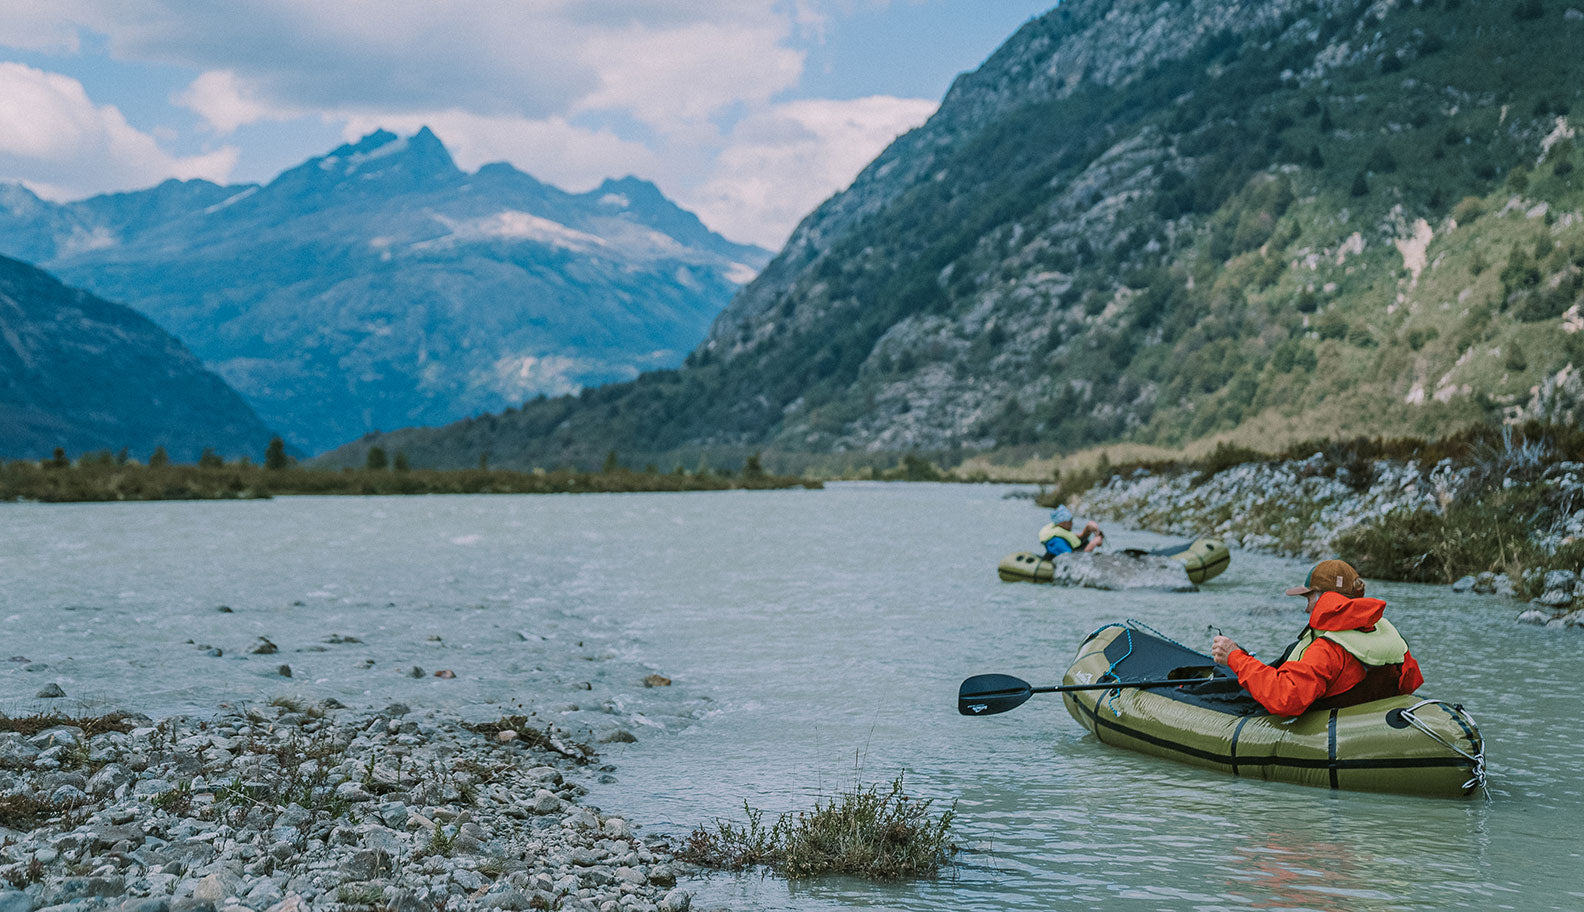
[1041,421,1584,592]
[327,1,1584,471]
[0,445,816,503]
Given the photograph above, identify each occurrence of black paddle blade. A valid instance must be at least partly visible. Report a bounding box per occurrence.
[958,673,1033,716]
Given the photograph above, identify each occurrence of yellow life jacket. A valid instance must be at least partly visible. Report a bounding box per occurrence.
[1288,617,1409,667]
[1039,523,1084,550]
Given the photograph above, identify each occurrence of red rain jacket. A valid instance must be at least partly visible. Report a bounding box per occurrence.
[1227,591,1424,717]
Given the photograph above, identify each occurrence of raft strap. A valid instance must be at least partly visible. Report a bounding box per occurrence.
[1097,627,1135,717]
[1327,710,1340,790]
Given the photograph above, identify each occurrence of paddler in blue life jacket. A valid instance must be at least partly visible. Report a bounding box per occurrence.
[1038,504,1104,556]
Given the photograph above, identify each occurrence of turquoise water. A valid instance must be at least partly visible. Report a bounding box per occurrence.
[2,483,1579,911]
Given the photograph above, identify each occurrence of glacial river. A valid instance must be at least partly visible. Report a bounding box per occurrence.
[2,483,1580,911]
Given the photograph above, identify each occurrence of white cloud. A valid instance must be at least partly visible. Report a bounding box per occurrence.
[48,1,800,132]
[575,21,804,134]
[0,1,942,244]
[689,95,937,248]
[0,0,86,53]
[175,70,303,134]
[0,62,237,200]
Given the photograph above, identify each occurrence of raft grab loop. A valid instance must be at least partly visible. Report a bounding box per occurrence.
[1392,699,1488,795]
[1097,626,1134,717]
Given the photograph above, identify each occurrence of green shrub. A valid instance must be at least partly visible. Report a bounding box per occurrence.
[336,884,386,906]
[0,794,53,830]
[265,437,289,470]
[1337,483,1564,584]
[1366,146,1398,173]
[1194,441,1266,483]
[1451,196,1486,223]
[679,775,956,881]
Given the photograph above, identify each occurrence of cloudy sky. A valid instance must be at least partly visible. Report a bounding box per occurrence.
[0,1,1055,249]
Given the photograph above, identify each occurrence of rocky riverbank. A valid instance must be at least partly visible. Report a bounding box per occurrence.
[1066,451,1584,628]
[0,702,694,912]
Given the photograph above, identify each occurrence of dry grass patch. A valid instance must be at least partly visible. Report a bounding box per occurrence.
[0,711,137,737]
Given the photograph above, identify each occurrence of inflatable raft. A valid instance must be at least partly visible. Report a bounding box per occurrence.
[1061,622,1486,798]
[1144,537,1230,584]
[998,537,1230,585]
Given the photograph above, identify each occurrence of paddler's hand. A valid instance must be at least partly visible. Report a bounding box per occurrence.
[1211,635,1239,665]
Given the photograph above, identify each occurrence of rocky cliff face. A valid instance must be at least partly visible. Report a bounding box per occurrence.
[327,0,1584,470]
[0,255,275,462]
[0,129,769,454]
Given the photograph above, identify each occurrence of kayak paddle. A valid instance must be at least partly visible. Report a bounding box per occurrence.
[957,671,1217,716]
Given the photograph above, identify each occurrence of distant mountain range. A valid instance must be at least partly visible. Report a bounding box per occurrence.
[0,254,275,462]
[0,128,770,453]
[322,0,1584,470]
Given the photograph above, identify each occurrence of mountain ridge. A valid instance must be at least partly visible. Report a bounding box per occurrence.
[0,128,770,453]
[319,0,1584,471]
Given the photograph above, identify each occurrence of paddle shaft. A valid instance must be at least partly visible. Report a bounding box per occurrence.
[1025,677,1198,695]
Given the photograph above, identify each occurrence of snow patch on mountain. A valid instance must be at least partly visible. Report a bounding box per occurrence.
[427,211,607,252]
[57,225,118,257]
[483,352,598,399]
[723,261,760,285]
[321,134,408,174]
[204,186,259,215]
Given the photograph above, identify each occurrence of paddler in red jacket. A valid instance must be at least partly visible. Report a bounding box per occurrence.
[1210,559,1424,717]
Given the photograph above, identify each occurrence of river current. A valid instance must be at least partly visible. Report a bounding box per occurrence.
[2,483,1579,911]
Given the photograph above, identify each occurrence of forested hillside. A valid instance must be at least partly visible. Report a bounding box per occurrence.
[325,0,1584,470]
[0,255,275,461]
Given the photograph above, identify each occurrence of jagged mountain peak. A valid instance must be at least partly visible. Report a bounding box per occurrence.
[591,176,666,207]
[582,175,764,263]
[270,127,463,197]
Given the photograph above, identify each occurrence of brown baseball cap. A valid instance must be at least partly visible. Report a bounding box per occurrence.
[1285,559,1365,598]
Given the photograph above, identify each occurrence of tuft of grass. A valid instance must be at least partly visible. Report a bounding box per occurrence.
[0,794,55,830]
[0,711,137,737]
[461,716,595,764]
[420,826,457,858]
[3,855,45,888]
[149,782,193,815]
[678,774,956,881]
[462,715,550,745]
[336,883,387,906]
[214,730,353,823]
[267,696,324,718]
